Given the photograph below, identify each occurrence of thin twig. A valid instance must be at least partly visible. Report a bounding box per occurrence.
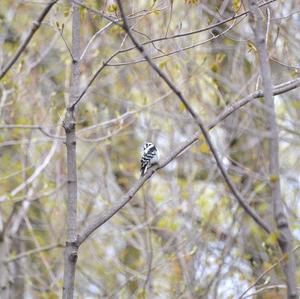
[80,22,113,61]
[77,0,276,50]
[0,139,59,201]
[57,27,75,61]
[6,243,63,263]
[239,245,300,298]
[107,16,243,67]
[243,285,300,299]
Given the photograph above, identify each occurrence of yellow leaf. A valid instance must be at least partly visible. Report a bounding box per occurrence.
[185,0,199,4]
[269,175,279,183]
[159,60,168,69]
[179,102,186,111]
[266,231,280,245]
[210,62,219,73]
[232,0,241,12]
[107,4,118,13]
[291,100,300,109]
[157,218,178,231]
[247,41,257,53]
[231,175,240,183]
[64,8,70,17]
[254,182,266,194]
[154,194,164,203]
[216,53,226,64]
[199,143,210,154]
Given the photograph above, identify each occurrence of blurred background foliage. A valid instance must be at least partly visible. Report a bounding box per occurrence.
[0,0,300,298]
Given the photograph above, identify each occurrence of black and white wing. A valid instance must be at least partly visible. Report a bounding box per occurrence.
[140,143,159,176]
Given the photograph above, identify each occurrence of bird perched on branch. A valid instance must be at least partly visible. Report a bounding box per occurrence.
[140,142,160,176]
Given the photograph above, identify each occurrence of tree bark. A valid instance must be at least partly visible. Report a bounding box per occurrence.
[0,236,10,299]
[62,1,81,298]
[10,238,25,299]
[247,1,298,298]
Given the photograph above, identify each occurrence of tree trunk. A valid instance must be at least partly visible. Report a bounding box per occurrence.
[247,1,298,298]
[0,237,10,299]
[62,1,81,298]
[10,238,25,299]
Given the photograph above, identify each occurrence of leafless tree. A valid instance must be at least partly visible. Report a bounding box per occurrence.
[1,0,300,298]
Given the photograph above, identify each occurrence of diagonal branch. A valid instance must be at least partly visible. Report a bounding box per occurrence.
[5,243,64,264]
[0,0,58,80]
[116,0,271,233]
[78,170,155,245]
[239,245,300,299]
[77,76,300,246]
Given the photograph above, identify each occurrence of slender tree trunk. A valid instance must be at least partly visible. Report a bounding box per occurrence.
[247,1,298,298]
[0,236,10,299]
[11,238,25,299]
[62,1,81,298]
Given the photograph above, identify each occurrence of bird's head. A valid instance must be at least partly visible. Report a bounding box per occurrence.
[142,142,153,151]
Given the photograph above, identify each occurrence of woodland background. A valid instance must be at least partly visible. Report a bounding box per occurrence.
[0,0,300,298]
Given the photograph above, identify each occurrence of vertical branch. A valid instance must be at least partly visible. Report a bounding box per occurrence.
[247,1,297,298]
[0,237,10,299]
[62,1,81,298]
[142,193,153,298]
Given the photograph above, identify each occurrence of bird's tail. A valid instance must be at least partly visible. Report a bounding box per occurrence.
[140,165,147,176]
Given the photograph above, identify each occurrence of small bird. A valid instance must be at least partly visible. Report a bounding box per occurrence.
[140,142,160,176]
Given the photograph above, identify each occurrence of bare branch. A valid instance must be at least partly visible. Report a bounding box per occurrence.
[77,169,156,245]
[57,27,75,62]
[243,285,300,299]
[70,52,118,109]
[6,243,63,264]
[0,140,59,202]
[239,245,300,299]
[0,0,58,80]
[80,22,114,61]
